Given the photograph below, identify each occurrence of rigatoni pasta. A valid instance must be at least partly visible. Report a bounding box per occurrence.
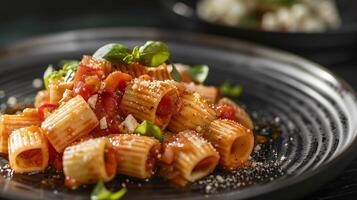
[217,97,254,130]
[0,112,42,154]
[81,55,113,76]
[49,79,72,104]
[119,79,180,128]
[185,83,220,104]
[63,137,116,188]
[159,130,219,186]
[8,126,49,173]
[41,95,99,152]
[146,64,172,80]
[207,119,254,170]
[168,92,216,133]
[114,62,147,78]
[109,134,160,179]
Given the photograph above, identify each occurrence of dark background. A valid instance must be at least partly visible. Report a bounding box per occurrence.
[0,0,356,199]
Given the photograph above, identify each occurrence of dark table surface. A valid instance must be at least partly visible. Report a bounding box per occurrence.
[0,0,356,199]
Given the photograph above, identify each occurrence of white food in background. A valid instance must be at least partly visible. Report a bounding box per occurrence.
[197,0,253,26]
[32,78,43,89]
[300,17,326,32]
[197,0,341,32]
[7,96,17,106]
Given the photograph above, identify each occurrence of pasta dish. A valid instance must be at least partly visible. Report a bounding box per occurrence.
[0,41,261,199]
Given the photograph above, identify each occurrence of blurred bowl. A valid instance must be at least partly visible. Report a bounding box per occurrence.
[159,0,357,65]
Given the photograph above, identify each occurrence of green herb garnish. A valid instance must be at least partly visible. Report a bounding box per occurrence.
[170,63,182,82]
[43,60,79,89]
[134,120,163,142]
[220,82,243,97]
[186,64,209,84]
[138,41,170,67]
[93,43,131,64]
[123,46,141,64]
[91,180,127,200]
[93,41,170,67]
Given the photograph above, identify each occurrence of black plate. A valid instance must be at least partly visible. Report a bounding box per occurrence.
[159,0,357,65]
[0,27,356,200]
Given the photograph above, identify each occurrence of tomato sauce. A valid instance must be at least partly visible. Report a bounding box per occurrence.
[216,104,236,121]
[146,144,161,175]
[73,64,104,101]
[104,148,117,177]
[48,143,63,171]
[37,103,59,120]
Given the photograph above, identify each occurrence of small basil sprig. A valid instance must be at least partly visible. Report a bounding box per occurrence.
[186,64,209,84]
[93,41,170,67]
[123,46,141,64]
[220,82,243,97]
[134,120,163,142]
[93,43,131,64]
[43,60,79,89]
[91,180,127,200]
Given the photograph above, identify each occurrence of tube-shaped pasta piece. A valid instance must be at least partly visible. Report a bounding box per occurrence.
[34,90,50,108]
[185,83,220,104]
[119,79,180,128]
[207,119,254,170]
[41,95,99,152]
[63,137,116,189]
[0,113,41,154]
[109,134,160,179]
[147,64,172,80]
[217,97,254,130]
[49,79,72,104]
[114,62,147,78]
[159,130,219,186]
[8,126,49,173]
[81,55,113,76]
[168,92,216,133]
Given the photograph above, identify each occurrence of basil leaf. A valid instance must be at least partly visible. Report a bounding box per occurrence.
[139,41,170,67]
[93,43,131,64]
[109,188,127,200]
[170,63,182,82]
[186,65,209,83]
[220,82,243,97]
[43,65,55,89]
[91,180,127,200]
[134,120,163,142]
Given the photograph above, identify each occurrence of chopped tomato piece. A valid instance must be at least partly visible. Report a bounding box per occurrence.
[73,64,104,101]
[37,103,58,120]
[216,104,236,120]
